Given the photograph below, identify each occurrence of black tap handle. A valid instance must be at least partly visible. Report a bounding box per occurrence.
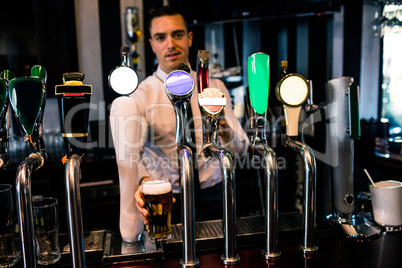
[63,72,85,83]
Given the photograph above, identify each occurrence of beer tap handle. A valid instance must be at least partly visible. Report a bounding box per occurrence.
[197,50,210,93]
[247,53,270,115]
[164,70,194,145]
[247,53,270,142]
[1,70,16,81]
[275,74,309,138]
[55,72,92,158]
[0,70,15,127]
[8,66,47,154]
[108,46,139,96]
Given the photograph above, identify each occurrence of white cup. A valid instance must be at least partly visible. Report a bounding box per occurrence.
[369,180,402,226]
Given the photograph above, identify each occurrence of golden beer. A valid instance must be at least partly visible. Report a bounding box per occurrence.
[142,179,172,240]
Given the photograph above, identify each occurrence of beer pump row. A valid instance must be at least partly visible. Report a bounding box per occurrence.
[0,46,381,267]
[108,47,382,267]
[108,48,318,267]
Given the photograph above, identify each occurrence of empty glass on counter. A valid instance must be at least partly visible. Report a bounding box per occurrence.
[32,197,61,265]
[141,178,173,241]
[0,184,20,267]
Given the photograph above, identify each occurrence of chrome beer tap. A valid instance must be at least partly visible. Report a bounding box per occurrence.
[0,70,15,169]
[275,73,318,256]
[55,72,93,267]
[108,46,143,243]
[196,50,240,265]
[246,52,281,260]
[8,65,47,267]
[164,66,199,268]
[325,77,380,237]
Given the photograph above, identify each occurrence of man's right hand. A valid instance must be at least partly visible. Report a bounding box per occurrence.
[134,186,149,228]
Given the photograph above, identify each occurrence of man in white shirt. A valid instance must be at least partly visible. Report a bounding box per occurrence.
[111,5,249,242]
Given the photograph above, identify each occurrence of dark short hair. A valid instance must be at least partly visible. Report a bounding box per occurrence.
[148,5,189,34]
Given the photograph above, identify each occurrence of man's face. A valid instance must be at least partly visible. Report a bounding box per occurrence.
[149,14,193,74]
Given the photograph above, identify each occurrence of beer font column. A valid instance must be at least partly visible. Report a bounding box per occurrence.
[196,50,240,265]
[55,72,92,267]
[246,52,281,260]
[326,77,381,237]
[9,65,47,267]
[108,46,143,243]
[164,67,199,268]
[275,73,318,257]
[0,70,15,168]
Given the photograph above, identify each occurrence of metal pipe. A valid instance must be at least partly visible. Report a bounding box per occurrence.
[65,154,86,267]
[178,146,198,267]
[201,144,239,264]
[16,153,45,268]
[252,144,280,260]
[284,139,318,255]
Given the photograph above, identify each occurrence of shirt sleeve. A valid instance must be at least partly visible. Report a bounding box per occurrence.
[109,95,148,242]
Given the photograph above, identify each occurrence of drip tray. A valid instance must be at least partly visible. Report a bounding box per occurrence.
[165,212,302,253]
[103,212,302,264]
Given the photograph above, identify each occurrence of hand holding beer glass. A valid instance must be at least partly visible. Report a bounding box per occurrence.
[141,178,173,240]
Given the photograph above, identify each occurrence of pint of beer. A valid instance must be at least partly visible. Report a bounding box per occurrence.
[141,178,173,240]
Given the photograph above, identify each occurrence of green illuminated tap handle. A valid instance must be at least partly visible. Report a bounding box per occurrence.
[0,70,15,112]
[348,82,360,140]
[247,53,270,115]
[31,65,47,83]
[8,77,45,136]
[0,70,16,81]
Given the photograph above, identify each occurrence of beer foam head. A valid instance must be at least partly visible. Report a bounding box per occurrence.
[142,179,172,195]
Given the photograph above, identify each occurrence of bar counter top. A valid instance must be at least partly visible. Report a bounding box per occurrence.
[86,226,402,268]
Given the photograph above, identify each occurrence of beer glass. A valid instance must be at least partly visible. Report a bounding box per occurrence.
[32,197,61,265]
[0,184,20,267]
[142,178,173,240]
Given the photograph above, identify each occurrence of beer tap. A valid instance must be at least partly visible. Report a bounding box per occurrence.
[0,70,15,168]
[108,46,142,243]
[164,67,199,268]
[55,72,93,267]
[196,50,240,265]
[8,65,47,267]
[246,52,281,260]
[325,77,380,237]
[275,73,318,257]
